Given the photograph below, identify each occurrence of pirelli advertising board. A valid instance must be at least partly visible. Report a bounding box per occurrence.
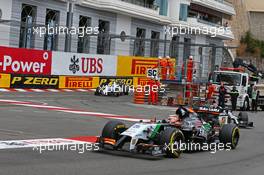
[10,75,59,89]
[59,76,99,89]
[117,56,158,77]
[99,77,134,86]
[133,77,151,87]
[0,73,11,88]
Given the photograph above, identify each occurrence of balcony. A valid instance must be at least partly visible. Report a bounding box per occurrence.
[120,0,158,10]
[191,0,236,16]
[80,0,171,24]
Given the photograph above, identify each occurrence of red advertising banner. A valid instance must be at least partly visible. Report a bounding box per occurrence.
[0,46,52,75]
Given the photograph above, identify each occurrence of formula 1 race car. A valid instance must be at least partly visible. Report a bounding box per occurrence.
[98,107,240,158]
[94,81,130,97]
[194,106,253,128]
[98,120,185,158]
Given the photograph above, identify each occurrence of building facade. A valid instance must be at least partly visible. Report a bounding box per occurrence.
[0,0,235,77]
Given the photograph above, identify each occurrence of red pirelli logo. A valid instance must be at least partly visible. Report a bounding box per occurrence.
[131,59,158,75]
[65,77,93,88]
[137,77,151,86]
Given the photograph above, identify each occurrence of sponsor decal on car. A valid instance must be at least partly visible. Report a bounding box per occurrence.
[0,46,51,75]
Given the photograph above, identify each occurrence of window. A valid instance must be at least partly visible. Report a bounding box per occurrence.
[134,28,146,56]
[150,31,160,57]
[213,73,242,86]
[19,4,37,48]
[77,16,91,53]
[242,76,247,86]
[44,9,59,51]
[97,20,110,54]
[170,36,179,58]
[183,38,191,60]
[179,4,188,21]
[156,0,168,16]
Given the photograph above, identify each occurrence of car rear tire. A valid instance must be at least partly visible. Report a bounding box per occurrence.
[219,124,240,149]
[159,128,185,158]
[101,121,126,139]
[238,112,249,125]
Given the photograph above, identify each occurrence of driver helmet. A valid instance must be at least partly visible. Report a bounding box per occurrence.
[175,107,187,119]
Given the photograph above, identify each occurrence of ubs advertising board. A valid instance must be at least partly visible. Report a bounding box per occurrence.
[52,52,117,76]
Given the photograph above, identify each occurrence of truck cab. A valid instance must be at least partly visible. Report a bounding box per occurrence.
[210,70,250,110]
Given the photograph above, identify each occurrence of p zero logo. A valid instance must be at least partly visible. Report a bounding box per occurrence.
[100,77,133,86]
[131,59,158,75]
[0,46,51,75]
[10,75,59,89]
[65,77,94,88]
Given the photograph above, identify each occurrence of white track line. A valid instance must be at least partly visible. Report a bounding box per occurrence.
[0,89,10,92]
[76,89,89,92]
[0,99,149,122]
[30,89,45,92]
[62,89,74,92]
[0,138,93,150]
[47,89,60,92]
[14,89,27,92]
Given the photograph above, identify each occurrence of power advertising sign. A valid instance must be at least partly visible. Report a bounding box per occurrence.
[0,46,52,75]
[52,52,117,76]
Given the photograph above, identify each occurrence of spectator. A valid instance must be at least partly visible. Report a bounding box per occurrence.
[218,82,227,108]
[248,84,254,98]
[251,86,259,111]
[229,86,239,111]
[207,81,216,102]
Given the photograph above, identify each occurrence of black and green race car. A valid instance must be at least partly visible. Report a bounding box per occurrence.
[98,107,240,158]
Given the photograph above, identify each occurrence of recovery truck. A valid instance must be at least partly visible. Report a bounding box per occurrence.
[209,58,264,111]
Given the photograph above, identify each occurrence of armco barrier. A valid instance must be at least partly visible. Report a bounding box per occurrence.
[0,46,178,90]
[0,46,176,78]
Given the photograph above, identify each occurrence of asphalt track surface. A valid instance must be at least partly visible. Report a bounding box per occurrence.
[0,92,264,175]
